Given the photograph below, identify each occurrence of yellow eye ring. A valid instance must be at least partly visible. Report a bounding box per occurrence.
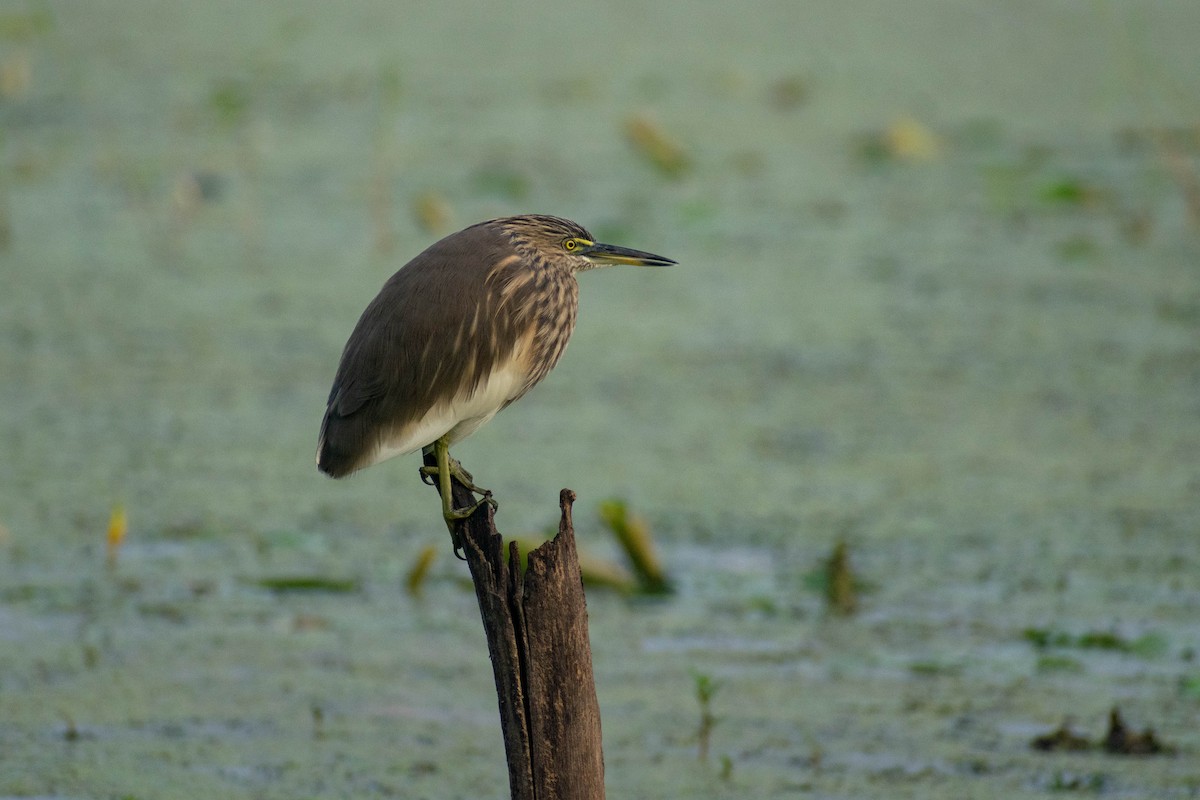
[563,238,577,252]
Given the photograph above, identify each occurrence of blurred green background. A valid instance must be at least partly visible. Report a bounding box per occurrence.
[2,2,1198,798]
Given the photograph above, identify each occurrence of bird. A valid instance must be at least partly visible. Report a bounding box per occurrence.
[317,214,675,542]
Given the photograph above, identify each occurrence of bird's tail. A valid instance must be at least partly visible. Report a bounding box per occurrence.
[316,411,359,478]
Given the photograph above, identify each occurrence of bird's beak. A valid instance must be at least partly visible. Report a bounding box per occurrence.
[580,241,676,267]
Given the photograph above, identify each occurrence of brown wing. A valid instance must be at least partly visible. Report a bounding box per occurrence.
[317,222,528,477]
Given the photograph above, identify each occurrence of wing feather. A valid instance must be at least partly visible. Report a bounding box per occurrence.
[317,223,529,476]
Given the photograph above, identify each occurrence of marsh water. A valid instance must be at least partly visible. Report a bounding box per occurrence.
[2,2,1199,797]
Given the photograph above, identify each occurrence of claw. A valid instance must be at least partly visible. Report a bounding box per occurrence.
[443,491,497,559]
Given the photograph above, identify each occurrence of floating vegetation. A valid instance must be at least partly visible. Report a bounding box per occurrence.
[855,115,940,165]
[597,498,672,595]
[412,190,452,236]
[0,8,54,42]
[209,80,250,128]
[1045,771,1107,792]
[0,51,31,99]
[802,538,866,615]
[624,114,691,178]
[254,575,361,593]
[884,116,940,160]
[690,669,722,764]
[1103,707,1175,756]
[404,544,438,597]
[60,713,82,743]
[1031,721,1092,752]
[1039,176,1108,207]
[1031,708,1176,756]
[311,703,325,739]
[1035,654,1084,674]
[1023,627,1168,657]
[105,505,127,570]
[909,660,962,678]
[824,538,857,615]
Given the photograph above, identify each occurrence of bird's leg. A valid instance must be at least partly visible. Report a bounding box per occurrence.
[419,456,490,496]
[420,436,497,556]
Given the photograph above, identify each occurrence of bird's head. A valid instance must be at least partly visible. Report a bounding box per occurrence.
[497,214,676,274]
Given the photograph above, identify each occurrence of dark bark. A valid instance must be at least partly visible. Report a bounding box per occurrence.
[424,453,604,800]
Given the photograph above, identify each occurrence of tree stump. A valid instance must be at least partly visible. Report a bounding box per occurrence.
[425,453,604,800]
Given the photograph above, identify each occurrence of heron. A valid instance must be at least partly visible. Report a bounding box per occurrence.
[317,214,674,546]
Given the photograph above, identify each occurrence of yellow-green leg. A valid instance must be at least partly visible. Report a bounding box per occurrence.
[421,435,497,541]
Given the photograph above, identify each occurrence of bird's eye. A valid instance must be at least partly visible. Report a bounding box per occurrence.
[563,238,578,252]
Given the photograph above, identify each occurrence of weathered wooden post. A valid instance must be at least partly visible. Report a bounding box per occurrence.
[426,452,604,800]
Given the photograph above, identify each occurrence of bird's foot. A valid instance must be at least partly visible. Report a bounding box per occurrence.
[419,458,491,496]
[424,437,500,559]
[421,446,498,559]
[443,492,499,559]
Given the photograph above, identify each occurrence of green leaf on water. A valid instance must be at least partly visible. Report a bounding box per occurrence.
[210,80,249,128]
[1036,655,1084,673]
[1024,627,1168,657]
[1040,178,1090,204]
[0,9,54,42]
[255,575,360,593]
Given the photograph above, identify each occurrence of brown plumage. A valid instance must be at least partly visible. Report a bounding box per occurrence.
[317,215,674,479]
